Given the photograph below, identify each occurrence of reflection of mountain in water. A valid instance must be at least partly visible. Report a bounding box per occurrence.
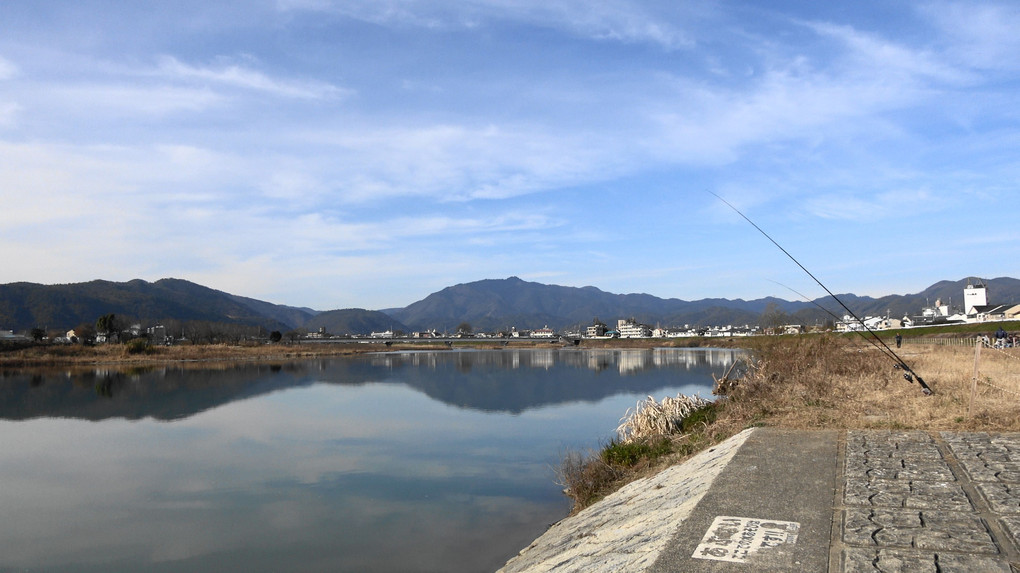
[0,348,743,420]
[371,349,740,413]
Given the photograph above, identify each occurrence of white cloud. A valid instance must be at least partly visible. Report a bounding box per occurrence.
[16,54,346,125]
[640,15,981,174]
[0,56,17,80]
[154,56,348,100]
[0,133,572,305]
[922,1,1020,70]
[806,21,972,85]
[294,122,623,203]
[277,0,698,49]
[650,71,881,166]
[0,57,22,126]
[803,187,943,221]
[49,83,224,115]
[0,102,19,126]
[0,142,136,226]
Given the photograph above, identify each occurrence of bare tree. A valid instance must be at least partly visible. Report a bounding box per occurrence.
[759,302,788,334]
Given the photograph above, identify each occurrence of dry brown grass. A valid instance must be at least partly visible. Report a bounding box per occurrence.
[0,338,586,368]
[716,335,1020,434]
[0,341,409,368]
[616,394,712,443]
[559,334,1020,513]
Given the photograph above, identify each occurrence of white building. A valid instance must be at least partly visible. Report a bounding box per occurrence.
[617,319,651,338]
[964,279,988,316]
[148,325,169,344]
[531,325,555,338]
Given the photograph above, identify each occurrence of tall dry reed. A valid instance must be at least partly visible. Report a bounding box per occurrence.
[615,394,711,443]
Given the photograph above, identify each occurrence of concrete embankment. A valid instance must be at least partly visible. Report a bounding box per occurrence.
[500,428,1020,572]
[498,429,755,572]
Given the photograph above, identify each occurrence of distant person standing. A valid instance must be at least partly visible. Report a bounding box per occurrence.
[995,326,1007,348]
[895,333,902,348]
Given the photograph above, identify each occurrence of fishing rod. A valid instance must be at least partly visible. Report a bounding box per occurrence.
[711,191,933,395]
[765,278,909,367]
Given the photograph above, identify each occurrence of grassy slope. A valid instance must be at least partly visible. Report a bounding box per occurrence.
[559,328,1020,511]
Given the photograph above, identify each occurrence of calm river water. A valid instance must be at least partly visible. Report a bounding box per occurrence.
[0,347,741,572]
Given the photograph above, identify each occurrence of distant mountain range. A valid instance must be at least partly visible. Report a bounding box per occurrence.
[1,276,1018,335]
[385,276,1020,333]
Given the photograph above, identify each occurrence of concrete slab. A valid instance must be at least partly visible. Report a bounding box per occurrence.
[497,429,754,573]
[647,428,838,572]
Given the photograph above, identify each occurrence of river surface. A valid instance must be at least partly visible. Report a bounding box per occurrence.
[0,347,741,572]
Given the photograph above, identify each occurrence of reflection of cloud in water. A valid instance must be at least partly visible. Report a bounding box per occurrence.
[0,348,744,571]
[0,414,564,571]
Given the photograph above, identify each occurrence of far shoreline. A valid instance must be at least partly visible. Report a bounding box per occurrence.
[0,337,729,369]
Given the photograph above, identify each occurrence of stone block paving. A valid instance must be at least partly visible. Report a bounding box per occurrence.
[838,430,1020,572]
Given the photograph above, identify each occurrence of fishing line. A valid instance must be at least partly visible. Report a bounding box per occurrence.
[711,191,933,395]
[765,278,905,366]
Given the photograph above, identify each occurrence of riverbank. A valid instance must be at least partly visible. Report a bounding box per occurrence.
[555,335,1020,513]
[504,336,1020,570]
[0,338,581,368]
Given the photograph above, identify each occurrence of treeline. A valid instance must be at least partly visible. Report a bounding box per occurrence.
[49,314,281,346]
[149,319,275,345]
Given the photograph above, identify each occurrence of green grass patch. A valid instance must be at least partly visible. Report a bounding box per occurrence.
[124,339,150,355]
[601,437,673,467]
[680,402,719,432]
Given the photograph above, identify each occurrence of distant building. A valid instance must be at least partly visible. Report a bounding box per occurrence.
[531,325,555,338]
[305,326,329,339]
[0,330,28,341]
[972,305,1015,322]
[964,279,988,316]
[617,319,651,338]
[147,325,169,345]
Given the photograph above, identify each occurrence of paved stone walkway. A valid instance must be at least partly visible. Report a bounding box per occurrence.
[838,431,1020,572]
[499,429,1020,572]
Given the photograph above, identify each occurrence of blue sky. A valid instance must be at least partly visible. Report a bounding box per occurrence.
[1,1,1017,310]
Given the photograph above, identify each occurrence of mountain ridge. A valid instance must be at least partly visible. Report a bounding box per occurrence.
[1,276,1017,335]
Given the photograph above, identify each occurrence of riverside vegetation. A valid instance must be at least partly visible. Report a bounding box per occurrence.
[557,329,1020,512]
[0,338,566,367]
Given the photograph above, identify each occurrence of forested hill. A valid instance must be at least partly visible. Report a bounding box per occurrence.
[385,276,818,332]
[0,279,309,333]
[0,278,401,335]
